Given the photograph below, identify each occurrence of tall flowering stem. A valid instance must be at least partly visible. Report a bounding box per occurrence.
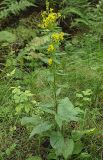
[39,8,64,113]
[47,32,64,115]
[53,63,58,113]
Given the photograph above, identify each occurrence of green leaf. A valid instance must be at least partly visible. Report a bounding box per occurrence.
[6,143,16,156]
[83,128,96,135]
[57,97,82,122]
[55,114,62,129]
[83,97,91,102]
[21,116,42,126]
[72,128,96,141]
[41,107,55,115]
[73,141,83,155]
[29,121,52,138]
[76,93,83,98]
[50,131,64,155]
[63,139,74,159]
[47,149,57,160]
[82,89,92,96]
[0,31,16,43]
[39,103,55,115]
[79,152,91,159]
[40,106,55,115]
[72,130,83,141]
[25,105,30,113]
[15,105,23,113]
[56,88,62,96]
[7,69,16,77]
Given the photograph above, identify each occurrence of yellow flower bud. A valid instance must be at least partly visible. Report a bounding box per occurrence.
[58,13,61,18]
[48,58,53,65]
[59,32,64,41]
[50,8,54,13]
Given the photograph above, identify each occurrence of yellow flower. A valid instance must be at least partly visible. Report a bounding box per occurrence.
[48,58,53,65]
[39,9,61,29]
[51,32,64,42]
[59,32,64,41]
[47,44,55,52]
[52,33,60,42]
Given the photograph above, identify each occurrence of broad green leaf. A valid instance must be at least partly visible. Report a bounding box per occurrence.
[72,130,83,141]
[73,141,83,155]
[0,31,16,43]
[63,139,74,159]
[47,72,54,82]
[57,97,82,122]
[29,121,52,138]
[55,114,62,129]
[21,116,42,126]
[50,131,64,155]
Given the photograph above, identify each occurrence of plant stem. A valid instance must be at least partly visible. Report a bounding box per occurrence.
[53,63,57,113]
[38,136,41,156]
[46,0,49,13]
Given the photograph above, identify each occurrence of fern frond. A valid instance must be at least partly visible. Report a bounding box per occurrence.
[0,31,16,43]
[17,34,51,62]
[0,0,35,21]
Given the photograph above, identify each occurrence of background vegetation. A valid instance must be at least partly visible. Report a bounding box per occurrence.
[0,0,103,160]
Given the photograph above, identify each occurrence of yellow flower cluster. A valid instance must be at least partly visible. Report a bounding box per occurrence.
[47,32,64,65]
[39,8,64,66]
[39,8,61,29]
[51,32,64,42]
[47,44,55,52]
[48,58,53,65]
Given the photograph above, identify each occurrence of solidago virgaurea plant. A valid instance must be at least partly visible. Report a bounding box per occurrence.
[21,2,95,159]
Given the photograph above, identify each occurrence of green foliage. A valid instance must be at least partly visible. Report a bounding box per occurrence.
[11,86,35,114]
[0,0,103,160]
[5,143,17,156]
[57,97,83,122]
[26,156,42,160]
[22,96,83,159]
[0,0,35,21]
[0,31,16,43]
[76,89,92,108]
[20,7,86,159]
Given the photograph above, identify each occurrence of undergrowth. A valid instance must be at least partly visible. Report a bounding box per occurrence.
[0,0,103,160]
